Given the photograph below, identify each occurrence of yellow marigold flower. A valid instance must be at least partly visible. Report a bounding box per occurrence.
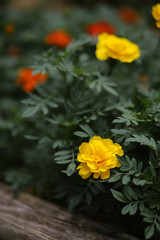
[152,4,160,28]
[95,33,140,63]
[77,136,124,180]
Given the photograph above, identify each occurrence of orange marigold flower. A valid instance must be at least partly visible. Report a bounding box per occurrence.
[8,46,21,57]
[4,24,15,34]
[44,30,72,48]
[139,75,149,82]
[16,68,48,92]
[118,7,140,23]
[77,136,124,180]
[86,21,116,36]
[139,75,149,89]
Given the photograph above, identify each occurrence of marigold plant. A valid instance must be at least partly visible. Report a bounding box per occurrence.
[1,3,160,240]
[152,3,160,28]
[77,136,124,179]
[44,30,72,48]
[16,68,48,92]
[95,33,140,62]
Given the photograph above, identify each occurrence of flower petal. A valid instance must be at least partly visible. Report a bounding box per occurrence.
[100,170,110,180]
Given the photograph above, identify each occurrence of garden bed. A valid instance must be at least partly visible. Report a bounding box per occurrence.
[0,183,139,240]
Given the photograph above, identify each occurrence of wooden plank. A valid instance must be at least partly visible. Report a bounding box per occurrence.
[0,183,140,240]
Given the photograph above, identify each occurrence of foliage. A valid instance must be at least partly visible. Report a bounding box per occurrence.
[1,3,160,239]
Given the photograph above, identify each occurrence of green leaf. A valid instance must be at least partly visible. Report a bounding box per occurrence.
[130,158,137,169]
[129,203,138,215]
[54,150,72,156]
[111,189,127,203]
[141,211,155,218]
[32,69,41,75]
[21,99,35,105]
[126,135,156,151]
[143,218,154,223]
[80,124,95,136]
[121,204,132,215]
[66,162,76,176]
[123,185,138,201]
[108,173,121,183]
[24,135,39,140]
[133,178,146,186]
[138,162,143,171]
[54,154,72,161]
[122,175,130,185]
[85,191,92,205]
[74,131,89,138]
[145,225,154,239]
[41,104,48,115]
[155,221,160,231]
[23,106,39,117]
[56,160,72,164]
[102,84,118,96]
[47,101,58,108]
[69,193,83,208]
[94,183,105,192]
[66,36,91,53]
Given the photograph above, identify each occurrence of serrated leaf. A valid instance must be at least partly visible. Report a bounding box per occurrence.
[66,162,76,176]
[145,224,154,239]
[41,104,48,115]
[102,84,118,96]
[129,203,138,215]
[80,124,95,136]
[54,150,72,156]
[85,191,92,205]
[133,178,146,186]
[155,222,160,231]
[130,158,137,168]
[74,131,89,138]
[47,101,58,108]
[111,189,127,203]
[69,193,83,208]
[66,36,91,53]
[121,204,132,215]
[32,69,41,75]
[24,135,39,140]
[138,162,143,171]
[94,183,105,192]
[143,218,154,223]
[21,99,35,105]
[54,154,72,161]
[23,106,39,117]
[108,173,121,183]
[56,160,72,164]
[141,211,155,218]
[126,135,156,151]
[122,175,130,185]
[123,185,138,201]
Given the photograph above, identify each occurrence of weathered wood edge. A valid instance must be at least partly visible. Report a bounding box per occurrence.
[0,183,141,240]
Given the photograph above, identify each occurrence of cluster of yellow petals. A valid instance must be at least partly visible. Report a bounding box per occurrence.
[152,3,160,28]
[77,136,124,180]
[95,33,140,63]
